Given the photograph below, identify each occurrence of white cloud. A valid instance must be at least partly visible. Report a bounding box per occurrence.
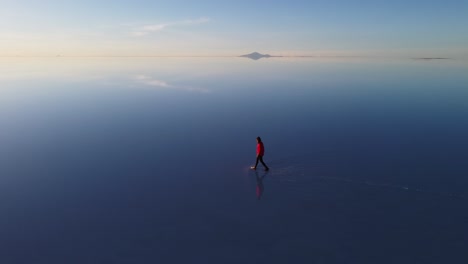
[179,17,211,25]
[135,75,171,87]
[132,17,210,36]
[134,75,209,93]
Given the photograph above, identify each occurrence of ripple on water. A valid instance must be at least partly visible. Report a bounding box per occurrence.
[264,156,464,200]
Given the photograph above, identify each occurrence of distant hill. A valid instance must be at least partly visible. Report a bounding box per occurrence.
[240,52,272,60]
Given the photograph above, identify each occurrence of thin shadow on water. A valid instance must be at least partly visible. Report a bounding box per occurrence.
[255,170,269,200]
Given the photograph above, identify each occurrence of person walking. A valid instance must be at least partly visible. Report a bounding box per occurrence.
[251,136,269,171]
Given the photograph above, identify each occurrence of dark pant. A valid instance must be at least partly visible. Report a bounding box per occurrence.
[255,155,269,169]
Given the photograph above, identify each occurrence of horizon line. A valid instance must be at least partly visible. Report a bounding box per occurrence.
[0,55,459,60]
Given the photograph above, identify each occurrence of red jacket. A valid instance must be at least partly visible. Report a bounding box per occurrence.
[257,142,265,156]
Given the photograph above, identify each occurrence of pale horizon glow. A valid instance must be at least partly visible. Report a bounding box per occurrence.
[1,0,467,58]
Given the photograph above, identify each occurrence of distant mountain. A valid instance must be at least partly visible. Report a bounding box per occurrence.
[240,52,272,60]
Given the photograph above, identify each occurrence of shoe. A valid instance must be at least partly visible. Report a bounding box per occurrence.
[265,168,269,171]
[250,166,256,170]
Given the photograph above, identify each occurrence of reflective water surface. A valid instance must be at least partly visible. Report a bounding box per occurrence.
[1,57,468,263]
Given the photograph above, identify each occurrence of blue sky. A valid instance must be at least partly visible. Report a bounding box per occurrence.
[1,0,467,57]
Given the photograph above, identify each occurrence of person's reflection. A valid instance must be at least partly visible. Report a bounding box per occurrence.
[255,171,268,200]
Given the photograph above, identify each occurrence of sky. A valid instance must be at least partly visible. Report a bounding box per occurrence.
[1,0,467,57]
